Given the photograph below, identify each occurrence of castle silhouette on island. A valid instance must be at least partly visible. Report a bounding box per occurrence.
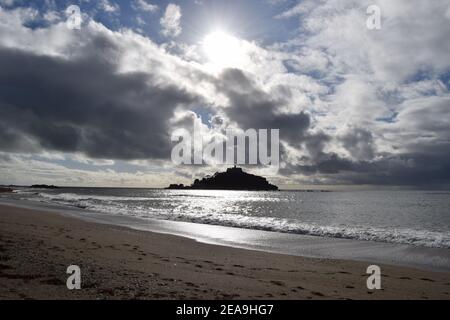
[167,166,279,191]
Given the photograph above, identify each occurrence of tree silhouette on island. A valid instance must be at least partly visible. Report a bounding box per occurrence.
[167,166,278,191]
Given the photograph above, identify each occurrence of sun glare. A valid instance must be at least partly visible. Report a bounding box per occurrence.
[202,31,246,70]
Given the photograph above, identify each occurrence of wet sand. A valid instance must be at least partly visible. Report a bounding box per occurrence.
[1,204,450,300]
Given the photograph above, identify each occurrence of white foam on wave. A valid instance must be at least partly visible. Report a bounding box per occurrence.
[37,192,168,202]
[165,211,450,249]
[16,190,450,249]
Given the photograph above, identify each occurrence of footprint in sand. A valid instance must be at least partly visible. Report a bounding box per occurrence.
[40,278,65,286]
[185,282,199,288]
[0,263,13,271]
[270,280,285,287]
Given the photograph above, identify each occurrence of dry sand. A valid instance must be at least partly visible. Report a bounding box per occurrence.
[0,204,449,300]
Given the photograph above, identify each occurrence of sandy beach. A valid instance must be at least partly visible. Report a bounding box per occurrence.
[0,203,449,300]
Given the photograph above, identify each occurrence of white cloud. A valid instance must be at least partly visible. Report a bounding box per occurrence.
[280,0,450,83]
[0,152,180,187]
[160,3,182,38]
[133,0,158,13]
[43,10,61,23]
[99,0,120,13]
[0,0,15,7]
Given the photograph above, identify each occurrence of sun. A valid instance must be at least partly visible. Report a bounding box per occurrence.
[202,31,246,69]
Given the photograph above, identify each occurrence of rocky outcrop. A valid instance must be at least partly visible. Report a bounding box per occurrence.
[168,167,278,191]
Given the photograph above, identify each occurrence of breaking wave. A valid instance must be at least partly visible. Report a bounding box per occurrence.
[21,191,450,249]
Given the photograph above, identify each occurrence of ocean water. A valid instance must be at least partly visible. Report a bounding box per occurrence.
[2,188,450,249]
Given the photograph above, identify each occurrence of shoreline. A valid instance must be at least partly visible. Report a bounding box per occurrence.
[1,203,450,299]
[1,198,450,273]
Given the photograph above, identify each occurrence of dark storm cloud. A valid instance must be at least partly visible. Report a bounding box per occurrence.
[281,149,450,188]
[216,68,311,144]
[340,127,375,161]
[0,45,199,160]
[0,122,35,152]
[346,152,450,187]
[215,69,343,168]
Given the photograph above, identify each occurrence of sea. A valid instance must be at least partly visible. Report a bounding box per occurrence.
[2,187,450,250]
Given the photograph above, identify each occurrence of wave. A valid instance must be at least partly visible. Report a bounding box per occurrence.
[164,212,450,249]
[35,191,272,202]
[13,190,450,249]
[26,193,450,249]
[37,192,168,202]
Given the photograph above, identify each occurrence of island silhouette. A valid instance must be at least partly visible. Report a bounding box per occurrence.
[167,166,278,191]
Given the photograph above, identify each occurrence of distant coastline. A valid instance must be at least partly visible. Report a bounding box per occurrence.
[0,184,334,194]
[30,184,59,189]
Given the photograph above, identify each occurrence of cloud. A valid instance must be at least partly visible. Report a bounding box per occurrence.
[0,15,202,161]
[269,0,450,187]
[160,3,182,38]
[0,46,199,160]
[0,2,450,188]
[43,10,61,23]
[0,152,182,187]
[0,0,15,7]
[275,0,321,19]
[340,127,375,161]
[214,69,312,145]
[281,0,450,83]
[99,0,120,14]
[132,0,158,13]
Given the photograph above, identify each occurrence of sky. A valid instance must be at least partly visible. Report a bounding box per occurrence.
[0,0,449,189]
